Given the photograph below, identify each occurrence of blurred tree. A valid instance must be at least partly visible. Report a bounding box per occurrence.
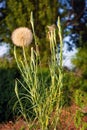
[0,0,6,42]
[67,0,87,74]
[66,0,86,46]
[0,0,5,21]
[59,0,87,92]
[66,0,87,90]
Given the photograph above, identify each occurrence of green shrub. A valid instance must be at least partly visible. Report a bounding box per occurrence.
[74,89,87,129]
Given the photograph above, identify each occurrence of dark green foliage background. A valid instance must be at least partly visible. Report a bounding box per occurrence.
[0,58,20,122]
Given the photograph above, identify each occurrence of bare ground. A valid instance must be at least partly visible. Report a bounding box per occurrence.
[0,104,87,130]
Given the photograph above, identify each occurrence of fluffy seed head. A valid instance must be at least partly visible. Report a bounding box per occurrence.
[11,27,33,47]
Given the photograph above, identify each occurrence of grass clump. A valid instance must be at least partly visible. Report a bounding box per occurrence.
[12,12,63,130]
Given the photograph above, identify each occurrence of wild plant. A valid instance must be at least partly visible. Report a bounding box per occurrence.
[12,12,63,130]
[74,89,87,130]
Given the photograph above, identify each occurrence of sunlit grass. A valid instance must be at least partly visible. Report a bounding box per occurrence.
[12,12,63,130]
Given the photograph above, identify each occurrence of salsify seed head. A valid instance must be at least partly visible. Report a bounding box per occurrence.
[11,27,33,47]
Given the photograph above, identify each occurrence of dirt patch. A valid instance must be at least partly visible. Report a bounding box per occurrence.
[0,104,87,130]
[0,119,28,130]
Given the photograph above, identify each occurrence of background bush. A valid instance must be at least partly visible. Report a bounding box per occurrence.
[0,58,20,122]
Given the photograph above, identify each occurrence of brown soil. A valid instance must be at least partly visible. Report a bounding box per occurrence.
[0,104,87,130]
[0,118,28,130]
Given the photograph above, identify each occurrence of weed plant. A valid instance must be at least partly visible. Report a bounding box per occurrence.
[74,89,87,130]
[13,13,63,130]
